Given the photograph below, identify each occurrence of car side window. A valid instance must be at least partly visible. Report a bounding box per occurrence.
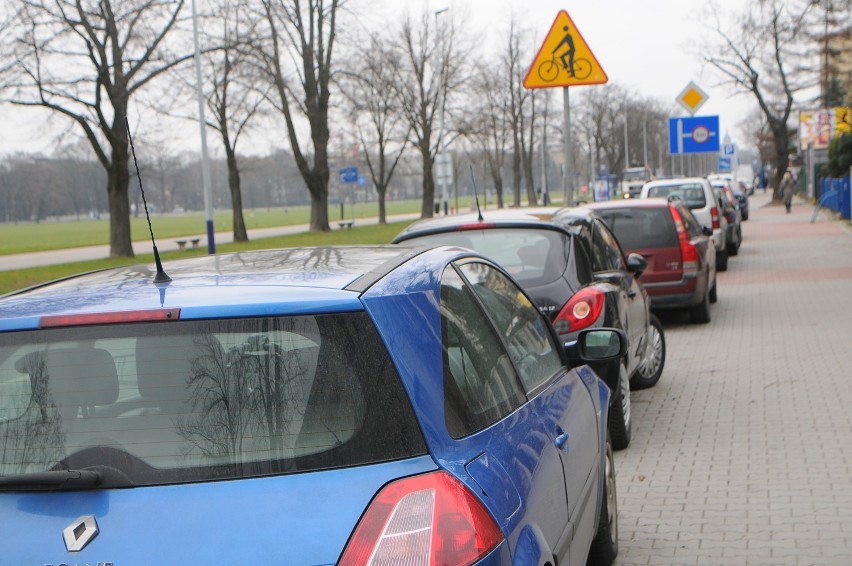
[591,220,625,272]
[456,262,564,394]
[440,266,527,439]
[680,205,703,237]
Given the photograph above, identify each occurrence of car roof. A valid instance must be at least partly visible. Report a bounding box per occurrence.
[644,177,708,187]
[394,206,597,242]
[0,246,438,330]
[584,197,672,211]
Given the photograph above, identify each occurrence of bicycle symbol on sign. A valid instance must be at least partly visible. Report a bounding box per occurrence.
[537,55,592,82]
[537,24,592,83]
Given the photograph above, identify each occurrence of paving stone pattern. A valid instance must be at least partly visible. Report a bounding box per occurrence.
[613,193,852,565]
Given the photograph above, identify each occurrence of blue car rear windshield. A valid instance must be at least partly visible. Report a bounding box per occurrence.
[0,313,425,487]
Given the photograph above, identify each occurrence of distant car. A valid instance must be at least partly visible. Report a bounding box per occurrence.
[640,177,728,272]
[393,207,668,451]
[710,181,742,256]
[732,180,750,220]
[587,198,718,324]
[0,245,624,565]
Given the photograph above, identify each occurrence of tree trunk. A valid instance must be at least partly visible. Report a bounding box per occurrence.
[511,142,521,207]
[420,144,436,218]
[376,182,387,224]
[226,146,248,242]
[770,125,789,201]
[107,137,134,258]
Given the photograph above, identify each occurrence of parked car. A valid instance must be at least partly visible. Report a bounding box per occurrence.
[587,198,718,324]
[640,176,729,272]
[732,180,751,220]
[0,245,625,565]
[393,207,668,451]
[710,181,743,256]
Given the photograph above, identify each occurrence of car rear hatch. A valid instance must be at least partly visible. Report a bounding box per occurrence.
[596,206,683,284]
[0,311,431,563]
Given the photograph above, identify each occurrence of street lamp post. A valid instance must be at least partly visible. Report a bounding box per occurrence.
[191,0,215,253]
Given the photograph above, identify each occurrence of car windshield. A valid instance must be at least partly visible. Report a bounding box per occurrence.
[596,208,679,249]
[646,183,707,209]
[400,228,568,287]
[0,313,425,486]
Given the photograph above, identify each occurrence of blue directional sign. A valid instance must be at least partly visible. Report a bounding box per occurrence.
[668,115,720,155]
[338,167,358,183]
[719,156,732,171]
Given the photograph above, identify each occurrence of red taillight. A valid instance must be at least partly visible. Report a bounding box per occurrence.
[669,206,699,274]
[457,222,496,231]
[40,308,180,328]
[710,206,720,230]
[553,287,605,335]
[339,471,503,566]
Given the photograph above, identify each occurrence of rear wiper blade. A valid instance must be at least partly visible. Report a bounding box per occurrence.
[0,469,101,491]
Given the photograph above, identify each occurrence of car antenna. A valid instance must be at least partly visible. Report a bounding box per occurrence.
[468,165,484,222]
[125,116,171,284]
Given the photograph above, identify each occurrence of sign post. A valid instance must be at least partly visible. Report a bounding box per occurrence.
[524,10,607,206]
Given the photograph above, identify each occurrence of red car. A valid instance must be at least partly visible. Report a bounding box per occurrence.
[586,198,718,324]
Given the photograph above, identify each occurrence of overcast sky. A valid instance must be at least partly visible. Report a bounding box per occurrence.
[0,0,767,158]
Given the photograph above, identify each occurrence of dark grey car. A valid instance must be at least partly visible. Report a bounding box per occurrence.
[393,207,667,450]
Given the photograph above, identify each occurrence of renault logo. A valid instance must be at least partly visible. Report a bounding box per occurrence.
[63,515,99,552]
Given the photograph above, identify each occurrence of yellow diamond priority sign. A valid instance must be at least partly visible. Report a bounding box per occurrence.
[523,10,608,89]
[676,81,709,116]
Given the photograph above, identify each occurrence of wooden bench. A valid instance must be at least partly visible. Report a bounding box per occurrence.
[338,220,354,230]
[176,240,187,251]
[190,238,201,249]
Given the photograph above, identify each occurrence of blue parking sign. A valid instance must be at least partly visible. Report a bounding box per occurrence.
[668,116,720,154]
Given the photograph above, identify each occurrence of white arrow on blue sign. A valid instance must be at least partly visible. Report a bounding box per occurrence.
[339,167,358,183]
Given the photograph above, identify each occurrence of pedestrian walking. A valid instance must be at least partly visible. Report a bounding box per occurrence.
[780,170,795,213]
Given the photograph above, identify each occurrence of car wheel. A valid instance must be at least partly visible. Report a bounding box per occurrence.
[716,247,728,272]
[587,430,618,566]
[631,314,665,390]
[608,363,631,450]
[709,278,718,304]
[690,288,711,324]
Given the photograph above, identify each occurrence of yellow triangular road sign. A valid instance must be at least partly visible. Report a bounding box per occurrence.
[523,10,608,89]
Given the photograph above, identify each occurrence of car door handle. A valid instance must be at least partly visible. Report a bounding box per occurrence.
[554,432,570,452]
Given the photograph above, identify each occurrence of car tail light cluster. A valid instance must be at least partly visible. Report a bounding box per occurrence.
[552,286,604,335]
[339,471,503,566]
[710,206,720,230]
[669,206,698,274]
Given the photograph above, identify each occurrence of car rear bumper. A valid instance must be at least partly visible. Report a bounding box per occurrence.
[643,273,706,308]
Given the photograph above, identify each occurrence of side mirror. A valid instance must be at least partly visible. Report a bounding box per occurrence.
[702,226,713,236]
[626,253,648,277]
[564,328,627,365]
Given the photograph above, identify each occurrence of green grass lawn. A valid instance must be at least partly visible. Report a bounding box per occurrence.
[0,199,422,255]
[0,219,418,296]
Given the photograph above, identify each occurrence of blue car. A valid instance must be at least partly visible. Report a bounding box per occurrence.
[0,245,623,565]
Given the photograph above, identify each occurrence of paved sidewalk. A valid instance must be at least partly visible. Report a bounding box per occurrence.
[0,212,421,271]
[613,192,852,565]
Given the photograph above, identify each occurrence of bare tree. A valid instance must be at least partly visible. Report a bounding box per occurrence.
[339,34,410,224]
[464,63,511,209]
[0,1,192,257]
[704,0,817,198]
[575,83,631,180]
[252,0,342,232]
[199,0,267,242]
[393,8,470,218]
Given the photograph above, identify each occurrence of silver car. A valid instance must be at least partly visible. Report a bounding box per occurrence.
[640,177,729,271]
